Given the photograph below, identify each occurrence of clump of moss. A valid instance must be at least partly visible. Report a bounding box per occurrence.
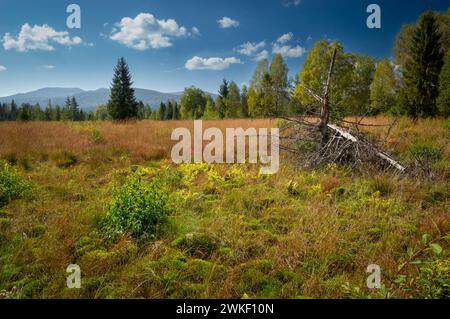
[171,232,221,259]
[234,259,302,298]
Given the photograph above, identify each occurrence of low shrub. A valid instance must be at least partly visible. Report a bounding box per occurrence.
[0,161,32,207]
[104,169,170,240]
[394,235,450,299]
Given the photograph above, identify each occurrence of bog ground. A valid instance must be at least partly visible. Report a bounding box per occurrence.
[0,118,449,299]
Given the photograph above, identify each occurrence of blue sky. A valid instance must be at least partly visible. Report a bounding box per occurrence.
[0,0,448,96]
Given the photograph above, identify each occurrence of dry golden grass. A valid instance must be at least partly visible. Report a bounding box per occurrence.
[0,119,275,163]
[0,122,91,162]
[1,117,447,162]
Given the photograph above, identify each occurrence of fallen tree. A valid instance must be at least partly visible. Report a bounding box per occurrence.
[279,48,406,173]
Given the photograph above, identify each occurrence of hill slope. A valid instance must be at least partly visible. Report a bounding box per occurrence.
[0,88,208,111]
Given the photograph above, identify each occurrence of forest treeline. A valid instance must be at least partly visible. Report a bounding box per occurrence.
[1,9,449,122]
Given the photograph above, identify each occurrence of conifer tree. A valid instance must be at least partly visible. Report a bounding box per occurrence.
[55,106,61,121]
[159,102,167,120]
[172,102,179,120]
[401,12,444,117]
[107,57,138,120]
[70,96,81,121]
[63,97,72,120]
[437,51,450,116]
[219,79,229,100]
[166,101,174,120]
[240,85,249,118]
[225,81,241,118]
[10,100,17,121]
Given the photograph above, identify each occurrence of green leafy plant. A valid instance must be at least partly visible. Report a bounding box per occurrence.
[104,169,170,240]
[394,234,450,298]
[0,161,32,207]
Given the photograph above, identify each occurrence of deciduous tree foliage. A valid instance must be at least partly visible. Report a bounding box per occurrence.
[370,58,397,114]
[247,55,289,118]
[293,40,354,117]
[347,54,376,115]
[247,59,269,117]
[250,59,269,91]
[225,81,241,118]
[180,86,211,119]
[270,53,289,115]
[202,99,220,120]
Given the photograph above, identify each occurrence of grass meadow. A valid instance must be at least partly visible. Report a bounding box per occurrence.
[0,117,449,299]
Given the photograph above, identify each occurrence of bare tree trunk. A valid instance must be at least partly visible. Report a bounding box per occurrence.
[319,48,337,146]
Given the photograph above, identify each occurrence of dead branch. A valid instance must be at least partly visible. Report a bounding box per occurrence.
[278,48,406,174]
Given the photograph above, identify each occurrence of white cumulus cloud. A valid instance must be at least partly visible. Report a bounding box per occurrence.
[272,32,306,58]
[0,65,6,72]
[236,41,266,56]
[254,49,270,61]
[185,56,242,71]
[276,32,293,44]
[110,13,196,50]
[235,41,269,61]
[218,17,240,29]
[2,23,82,52]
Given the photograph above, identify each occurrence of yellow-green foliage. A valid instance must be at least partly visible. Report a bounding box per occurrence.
[0,160,32,207]
[104,168,170,240]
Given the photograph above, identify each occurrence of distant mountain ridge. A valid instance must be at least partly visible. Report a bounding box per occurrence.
[0,87,215,111]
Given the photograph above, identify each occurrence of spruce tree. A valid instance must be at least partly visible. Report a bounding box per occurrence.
[108,57,138,120]
[137,101,146,119]
[226,82,241,118]
[240,85,249,118]
[63,97,72,120]
[172,102,179,120]
[437,51,450,116]
[10,100,17,121]
[166,101,174,120]
[159,102,167,120]
[401,12,444,117]
[70,96,81,121]
[55,106,61,121]
[219,79,229,100]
